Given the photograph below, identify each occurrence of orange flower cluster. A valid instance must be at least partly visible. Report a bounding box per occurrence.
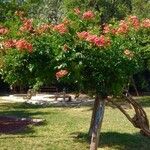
[77,31,89,39]
[73,8,95,20]
[53,23,68,34]
[116,20,129,34]
[16,39,33,52]
[77,31,110,47]
[56,70,68,79]
[103,24,111,34]
[20,19,33,32]
[103,21,129,35]
[82,11,94,20]
[3,40,16,49]
[128,16,140,29]
[36,24,52,34]
[103,16,150,35]
[124,49,134,59]
[0,26,8,35]
[142,19,150,28]
[74,8,81,15]
[4,39,33,53]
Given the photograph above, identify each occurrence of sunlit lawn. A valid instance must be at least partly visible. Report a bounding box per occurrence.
[0,96,150,150]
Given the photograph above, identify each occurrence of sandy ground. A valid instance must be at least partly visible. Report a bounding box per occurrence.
[0,93,94,106]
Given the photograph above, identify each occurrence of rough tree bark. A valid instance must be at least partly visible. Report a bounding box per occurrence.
[88,95,99,138]
[89,95,106,150]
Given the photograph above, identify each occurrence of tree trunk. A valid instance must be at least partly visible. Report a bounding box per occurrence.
[89,95,105,150]
[88,95,99,138]
[108,93,150,137]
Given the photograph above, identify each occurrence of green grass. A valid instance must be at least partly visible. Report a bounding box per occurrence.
[0,97,150,150]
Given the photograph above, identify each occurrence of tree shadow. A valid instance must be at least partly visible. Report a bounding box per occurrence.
[0,134,44,139]
[71,131,150,150]
[0,103,49,135]
[0,109,51,117]
[0,121,35,135]
[100,132,150,150]
[0,102,50,110]
[136,96,150,107]
[0,102,61,113]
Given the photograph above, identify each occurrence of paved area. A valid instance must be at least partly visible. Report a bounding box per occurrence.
[0,94,94,107]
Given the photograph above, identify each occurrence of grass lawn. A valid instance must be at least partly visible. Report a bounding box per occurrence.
[0,97,150,150]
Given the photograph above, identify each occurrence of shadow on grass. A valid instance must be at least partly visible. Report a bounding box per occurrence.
[71,131,150,150]
[0,134,45,139]
[136,96,150,107]
[0,102,60,114]
[0,103,48,135]
[0,109,51,118]
[0,102,50,110]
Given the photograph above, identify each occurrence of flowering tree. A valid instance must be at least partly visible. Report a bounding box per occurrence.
[50,10,150,150]
[0,9,150,150]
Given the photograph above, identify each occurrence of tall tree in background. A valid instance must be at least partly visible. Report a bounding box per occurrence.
[1,0,149,23]
[132,0,150,18]
[28,0,63,23]
[62,0,150,23]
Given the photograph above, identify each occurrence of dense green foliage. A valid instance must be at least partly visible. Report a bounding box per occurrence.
[0,9,149,95]
[0,1,150,94]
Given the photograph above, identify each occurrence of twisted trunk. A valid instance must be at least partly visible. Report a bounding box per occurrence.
[108,93,150,137]
[89,95,105,150]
